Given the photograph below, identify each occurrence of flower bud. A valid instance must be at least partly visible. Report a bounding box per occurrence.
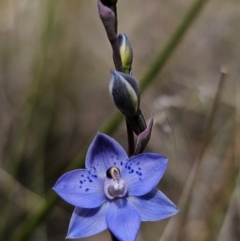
[97,0,116,42]
[109,70,140,116]
[117,33,133,74]
[134,116,154,154]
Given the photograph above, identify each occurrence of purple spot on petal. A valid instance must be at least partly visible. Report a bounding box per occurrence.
[120,161,123,166]
[80,181,83,184]
[81,174,84,177]
[85,188,90,192]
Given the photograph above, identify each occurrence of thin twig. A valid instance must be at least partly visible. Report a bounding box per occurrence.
[159,69,227,241]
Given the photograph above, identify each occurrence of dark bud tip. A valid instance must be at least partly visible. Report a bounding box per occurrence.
[100,0,118,7]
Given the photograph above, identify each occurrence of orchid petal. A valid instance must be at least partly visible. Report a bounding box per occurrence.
[128,188,179,221]
[53,169,106,208]
[106,198,141,241]
[67,203,107,238]
[86,133,128,178]
[121,153,168,196]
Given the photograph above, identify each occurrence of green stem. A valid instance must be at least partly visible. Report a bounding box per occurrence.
[2,0,57,238]
[139,0,208,92]
[9,0,56,177]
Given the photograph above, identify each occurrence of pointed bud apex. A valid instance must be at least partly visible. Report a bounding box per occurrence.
[134,116,154,154]
[109,70,140,116]
[117,33,133,74]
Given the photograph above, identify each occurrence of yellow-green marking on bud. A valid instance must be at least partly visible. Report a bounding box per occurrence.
[118,33,133,74]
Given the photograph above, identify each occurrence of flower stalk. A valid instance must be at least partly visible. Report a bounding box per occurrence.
[98,0,154,157]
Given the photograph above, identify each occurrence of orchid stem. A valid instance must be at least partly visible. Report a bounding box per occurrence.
[103,0,134,154]
[126,117,135,156]
[111,38,124,72]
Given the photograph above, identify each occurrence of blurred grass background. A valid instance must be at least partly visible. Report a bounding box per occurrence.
[0,0,240,241]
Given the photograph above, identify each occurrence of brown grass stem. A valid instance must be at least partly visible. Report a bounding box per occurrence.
[159,69,227,241]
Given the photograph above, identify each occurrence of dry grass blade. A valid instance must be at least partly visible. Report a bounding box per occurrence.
[159,69,227,241]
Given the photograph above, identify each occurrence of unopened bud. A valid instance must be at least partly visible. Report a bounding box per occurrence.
[134,116,154,154]
[117,33,133,74]
[97,0,116,42]
[109,70,140,116]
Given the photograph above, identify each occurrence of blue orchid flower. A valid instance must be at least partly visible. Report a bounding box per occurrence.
[53,133,179,241]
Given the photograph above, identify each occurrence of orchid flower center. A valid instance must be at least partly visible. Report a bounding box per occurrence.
[104,167,127,199]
